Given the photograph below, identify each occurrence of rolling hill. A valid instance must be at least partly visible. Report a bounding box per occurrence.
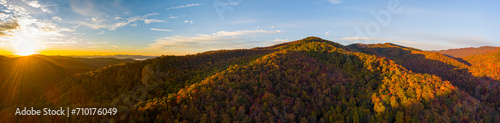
[0,55,135,113]
[2,37,499,122]
[349,43,500,115]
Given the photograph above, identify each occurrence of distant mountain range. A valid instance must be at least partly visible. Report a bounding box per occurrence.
[434,46,500,58]
[1,37,499,122]
[69,54,158,60]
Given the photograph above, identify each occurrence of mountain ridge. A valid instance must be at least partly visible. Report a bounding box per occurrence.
[434,46,500,58]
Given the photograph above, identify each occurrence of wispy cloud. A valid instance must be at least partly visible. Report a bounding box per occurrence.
[27,1,42,8]
[142,13,159,17]
[72,20,109,29]
[328,0,342,5]
[26,0,53,13]
[167,16,178,19]
[97,30,105,35]
[70,0,105,17]
[166,3,201,10]
[107,13,166,30]
[184,20,193,24]
[144,19,164,24]
[265,38,289,45]
[149,29,282,53]
[213,29,281,36]
[68,1,163,31]
[150,28,172,32]
[325,31,330,37]
[0,20,20,36]
[72,24,81,30]
[52,16,62,21]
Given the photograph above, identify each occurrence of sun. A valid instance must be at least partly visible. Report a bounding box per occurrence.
[15,42,38,56]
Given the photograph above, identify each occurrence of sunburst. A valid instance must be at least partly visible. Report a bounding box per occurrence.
[1,57,29,102]
[14,42,38,56]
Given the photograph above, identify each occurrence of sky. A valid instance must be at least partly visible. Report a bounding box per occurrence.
[0,0,499,56]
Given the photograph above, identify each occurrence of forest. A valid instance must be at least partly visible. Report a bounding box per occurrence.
[1,37,499,122]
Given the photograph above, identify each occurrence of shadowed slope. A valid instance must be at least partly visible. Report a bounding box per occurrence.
[0,55,134,113]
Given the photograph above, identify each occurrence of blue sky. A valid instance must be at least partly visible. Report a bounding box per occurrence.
[0,0,499,55]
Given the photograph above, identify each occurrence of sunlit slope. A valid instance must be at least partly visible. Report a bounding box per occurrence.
[435,46,500,81]
[349,43,500,113]
[464,52,500,81]
[0,56,68,107]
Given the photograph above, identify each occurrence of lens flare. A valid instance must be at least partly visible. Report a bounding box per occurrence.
[15,42,38,56]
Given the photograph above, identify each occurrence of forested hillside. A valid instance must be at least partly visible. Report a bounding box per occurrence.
[437,46,500,81]
[132,38,497,122]
[0,55,135,119]
[435,46,500,81]
[464,52,500,81]
[434,46,500,81]
[2,37,499,122]
[350,43,500,114]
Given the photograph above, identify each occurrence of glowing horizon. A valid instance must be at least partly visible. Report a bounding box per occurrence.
[0,50,162,57]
